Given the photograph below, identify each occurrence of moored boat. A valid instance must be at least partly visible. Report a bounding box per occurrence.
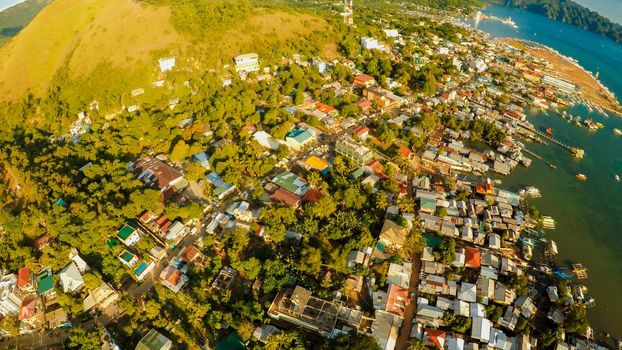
[522,244,533,261]
[614,128,622,135]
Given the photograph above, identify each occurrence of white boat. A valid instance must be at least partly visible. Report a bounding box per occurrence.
[548,240,558,256]
[522,244,533,261]
[616,175,620,182]
[614,128,622,135]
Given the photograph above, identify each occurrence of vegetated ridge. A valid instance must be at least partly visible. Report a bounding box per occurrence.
[0,0,333,109]
[493,0,622,43]
[0,0,50,46]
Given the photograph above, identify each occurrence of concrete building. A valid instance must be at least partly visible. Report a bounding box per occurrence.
[335,136,374,164]
[136,329,173,350]
[234,53,260,74]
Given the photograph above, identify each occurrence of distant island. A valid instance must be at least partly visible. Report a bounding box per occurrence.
[491,0,622,43]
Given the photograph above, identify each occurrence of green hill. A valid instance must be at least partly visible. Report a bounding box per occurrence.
[0,0,51,47]
[0,0,334,109]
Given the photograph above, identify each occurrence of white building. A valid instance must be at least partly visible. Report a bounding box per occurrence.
[159,57,176,72]
[361,37,383,50]
[253,131,281,151]
[383,29,400,38]
[472,317,492,342]
[0,274,21,316]
[386,262,412,289]
[371,310,402,350]
[59,262,85,293]
[234,53,260,74]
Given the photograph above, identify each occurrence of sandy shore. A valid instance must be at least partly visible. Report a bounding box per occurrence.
[501,38,622,115]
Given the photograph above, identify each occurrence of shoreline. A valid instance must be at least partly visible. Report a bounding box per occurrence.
[500,37,622,116]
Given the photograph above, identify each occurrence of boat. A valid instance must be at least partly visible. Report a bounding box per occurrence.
[522,244,533,261]
[616,175,620,182]
[576,173,587,181]
[549,163,557,169]
[584,295,596,308]
[614,128,622,135]
[547,240,559,256]
[571,148,585,159]
[546,128,554,136]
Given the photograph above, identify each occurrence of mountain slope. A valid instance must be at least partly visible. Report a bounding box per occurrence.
[0,0,51,46]
[496,0,622,43]
[0,0,330,107]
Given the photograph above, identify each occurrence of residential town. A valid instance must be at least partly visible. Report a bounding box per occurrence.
[0,1,613,350]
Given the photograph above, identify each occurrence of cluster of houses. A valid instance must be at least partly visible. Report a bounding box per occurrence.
[0,249,119,335]
[159,245,203,293]
[21,8,611,349]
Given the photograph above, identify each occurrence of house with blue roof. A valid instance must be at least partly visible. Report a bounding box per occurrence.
[285,128,314,151]
[192,151,211,170]
[206,171,236,200]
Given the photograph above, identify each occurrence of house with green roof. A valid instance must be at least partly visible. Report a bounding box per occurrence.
[136,328,173,350]
[117,224,140,246]
[37,270,54,295]
[285,128,314,151]
[118,250,138,267]
[419,197,437,215]
[270,171,309,196]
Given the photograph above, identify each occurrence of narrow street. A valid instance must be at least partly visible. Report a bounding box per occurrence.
[395,254,422,350]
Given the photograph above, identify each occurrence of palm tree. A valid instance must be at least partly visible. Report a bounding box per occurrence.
[402,220,424,261]
[406,337,427,350]
[264,331,305,350]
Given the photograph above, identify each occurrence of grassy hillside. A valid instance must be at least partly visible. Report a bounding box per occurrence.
[0,0,332,109]
[0,0,50,46]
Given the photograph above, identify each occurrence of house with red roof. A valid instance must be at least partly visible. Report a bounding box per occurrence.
[385,284,409,317]
[353,126,370,140]
[302,188,324,203]
[398,146,413,159]
[17,267,34,293]
[465,247,481,268]
[355,99,373,113]
[475,179,494,195]
[19,295,38,326]
[315,102,338,117]
[424,328,446,349]
[353,74,376,89]
[180,246,203,266]
[269,188,302,208]
[159,266,187,293]
[131,156,188,199]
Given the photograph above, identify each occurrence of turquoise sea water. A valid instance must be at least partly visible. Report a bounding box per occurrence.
[473,6,622,339]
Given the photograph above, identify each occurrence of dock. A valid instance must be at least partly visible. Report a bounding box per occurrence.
[530,128,573,151]
[542,216,556,230]
[518,125,584,156]
[572,263,588,279]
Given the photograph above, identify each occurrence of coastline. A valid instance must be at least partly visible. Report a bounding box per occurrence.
[500,37,622,116]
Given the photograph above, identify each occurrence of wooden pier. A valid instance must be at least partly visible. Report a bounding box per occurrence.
[521,148,542,160]
[530,128,573,151]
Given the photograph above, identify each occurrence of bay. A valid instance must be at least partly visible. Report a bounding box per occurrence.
[471,5,622,339]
